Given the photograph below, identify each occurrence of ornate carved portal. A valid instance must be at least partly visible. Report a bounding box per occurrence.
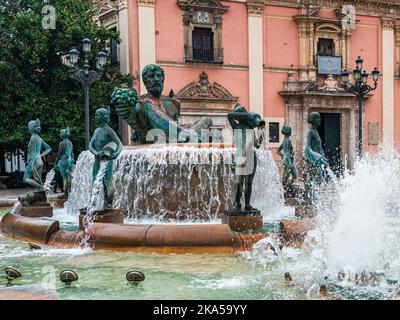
[279,73,372,171]
[176,71,238,141]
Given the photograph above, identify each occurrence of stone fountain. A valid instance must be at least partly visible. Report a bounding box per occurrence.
[0,64,285,253]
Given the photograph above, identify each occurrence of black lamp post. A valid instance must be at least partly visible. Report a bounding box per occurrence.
[64,38,107,149]
[341,56,380,157]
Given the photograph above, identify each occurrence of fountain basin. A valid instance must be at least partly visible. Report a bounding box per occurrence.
[0,211,244,253]
[279,218,316,246]
[78,209,125,229]
[86,223,234,253]
[1,212,59,243]
[20,204,53,218]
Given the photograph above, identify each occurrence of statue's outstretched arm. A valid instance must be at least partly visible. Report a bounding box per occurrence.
[54,143,64,168]
[89,129,99,157]
[228,112,248,129]
[304,131,327,165]
[109,129,123,159]
[111,88,139,126]
[41,141,52,158]
[70,144,74,163]
[277,143,284,158]
[174,99,181,120]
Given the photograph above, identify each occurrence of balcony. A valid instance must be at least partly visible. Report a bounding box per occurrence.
[184,46,224,64]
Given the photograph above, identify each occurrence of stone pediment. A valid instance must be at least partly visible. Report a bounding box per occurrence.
[177,0,229,12]
[177,71,238,102]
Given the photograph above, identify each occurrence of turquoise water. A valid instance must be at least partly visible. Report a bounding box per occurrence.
[0,207,397,300]
[0,207,309,300]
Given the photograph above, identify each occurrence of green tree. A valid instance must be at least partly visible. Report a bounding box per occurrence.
[0,0,132,162]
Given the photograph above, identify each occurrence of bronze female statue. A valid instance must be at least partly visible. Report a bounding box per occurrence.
[303,112,328,203]
[277,125,298,196]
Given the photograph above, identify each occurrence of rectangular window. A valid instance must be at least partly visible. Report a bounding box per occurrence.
[269,122,280,143]
[317,38,334,56]
[192,27,214,62]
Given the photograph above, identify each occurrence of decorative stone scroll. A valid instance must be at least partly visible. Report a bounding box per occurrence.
[176,71,238,103]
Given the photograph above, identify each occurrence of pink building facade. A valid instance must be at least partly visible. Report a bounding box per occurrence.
[95,0,400,171]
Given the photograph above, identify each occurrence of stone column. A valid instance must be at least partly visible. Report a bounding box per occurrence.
[296,18,309,81]
[295,105,303,166]
[396,26,400,77]
[118,0,131,145]
[382,18,395,146]
[348,107,356,169]
[247,1,264,116]
[138,0,156,94]
[342,30,352,70]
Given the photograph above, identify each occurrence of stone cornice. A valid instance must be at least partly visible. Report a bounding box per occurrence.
[293,14,342,25]
[265,0,400,19]
[177,0,229,13]
[138,0,156,7]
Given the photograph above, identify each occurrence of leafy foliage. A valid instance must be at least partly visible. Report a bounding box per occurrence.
[0,0,132,157]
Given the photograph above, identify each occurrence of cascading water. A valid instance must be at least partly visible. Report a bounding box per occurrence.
[10,201,21,215]
[67,145,287,222]
[78,160,109,248]
[65,151,94,214]
[43,169,56,192]
[84,160,108,226]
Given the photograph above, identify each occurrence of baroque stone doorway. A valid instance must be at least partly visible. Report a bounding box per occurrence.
[279,74,372,171]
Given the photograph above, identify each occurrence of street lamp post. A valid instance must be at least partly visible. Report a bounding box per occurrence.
[341,56,380,158]
[64,38,107,149]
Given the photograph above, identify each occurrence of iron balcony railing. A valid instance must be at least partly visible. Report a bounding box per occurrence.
[184,46,224,64]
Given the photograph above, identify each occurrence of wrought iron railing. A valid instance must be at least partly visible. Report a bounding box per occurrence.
[184,46,224,64]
